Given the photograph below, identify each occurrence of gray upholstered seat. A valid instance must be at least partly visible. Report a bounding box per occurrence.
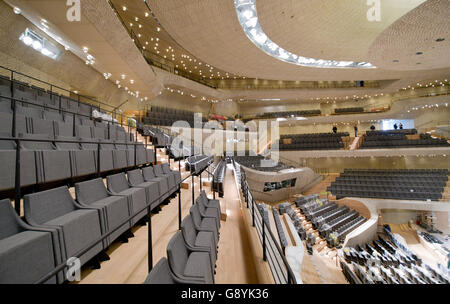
[107,173,147,225]
[0,129,36,191]
[24,186,104,273]
[55,135,97,177]
[114,142,131,169]
[146,147,155,164]
[20,133,72,183]
[154,164,176,191]
[75,178,130,247]
[199,190,221,214]
[44,110,63,122]
[166,231,213,284]
[162,163,181,186]
[190,204,218,245]
[0,198,59,284]
[76,124,115,172]
[144,257,178,284]
[181,215,216,276]
[197,197,221,230]
[196,197,220,231]
[127,169,161,210]
[16,105,43,119]
[142,166,170,199]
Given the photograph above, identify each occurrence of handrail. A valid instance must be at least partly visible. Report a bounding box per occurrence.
[237,166,297,284]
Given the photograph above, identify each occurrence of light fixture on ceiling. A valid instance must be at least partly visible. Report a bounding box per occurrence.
[122,6,127,11]
[19,28,62,60]
[234,0,375,69]
[13,7,21,15]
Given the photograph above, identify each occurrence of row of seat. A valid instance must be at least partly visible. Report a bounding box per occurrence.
[212,159,226,197]
[0,163,181,283]
[280,132,349,139]
[360,138,449,149]
[0,76,99,117]
[334,107,364,114]
[330,169,448,201]
[186,155,213,175]
[255,109,321,119]
[365,129,418,136]
[343,233,448,284]
[295,195,365,247]
[0,112,154,191]
[279,141,345,150]
[272,207,288,251]
[343,168,449,175]
[144,191,221,284]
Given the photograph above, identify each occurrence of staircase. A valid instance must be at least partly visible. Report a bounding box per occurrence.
[441,181,450,201]
[303,174,339,198]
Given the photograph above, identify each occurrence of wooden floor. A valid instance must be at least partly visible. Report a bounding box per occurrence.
[76,161,261,284]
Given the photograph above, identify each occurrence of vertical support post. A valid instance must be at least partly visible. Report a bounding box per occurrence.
[147,206,153,273]
[191,175,195,205]
[154,148,157,165]
[178,187,182,230]
[134,143,137,167]
[252,199,255,227]
[200,174,202,191]
[262,217,267,261]
[14,138,21,215]
[72,113,76,137]
[97,142,101,177]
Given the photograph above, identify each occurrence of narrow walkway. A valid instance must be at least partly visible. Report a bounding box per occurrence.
[76,161,260,284]
[215,165,260,283]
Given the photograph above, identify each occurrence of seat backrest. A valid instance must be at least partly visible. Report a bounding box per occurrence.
[190,204,203,228]
[154,165,164,176]
[142,166,156,180]
[30,118,54,137]
[54,135,80,150]
[44,110,63,122]
[75,178,109,205]
[75,125,92,139]
[144,257,175,284]
[24,186,76,225]
[0,98,11,113]
[180,215,198,247]
[20,133,54,150]
[80,118,94,127]
[0,198,24,240]
[107,173,130,193]
[127,169,145,185]
[54,121,74,137]
[92,127,106,139]
[162,163,171,174]
[16,105,43,119]
[166,231,189,277]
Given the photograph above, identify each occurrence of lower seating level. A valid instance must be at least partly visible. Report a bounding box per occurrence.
[0,164,182,284]
[328,169,449,201]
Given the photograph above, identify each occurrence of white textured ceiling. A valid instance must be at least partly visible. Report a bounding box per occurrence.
[148,0,450,84]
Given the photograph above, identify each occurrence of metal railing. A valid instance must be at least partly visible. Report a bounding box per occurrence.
[236,166,297,284]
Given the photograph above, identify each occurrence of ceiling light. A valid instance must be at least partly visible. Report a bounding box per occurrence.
[145,12,149,17]
[13,7,21,15]
[19,28,61,60]
[130,79,134,84]
[82,46,89,53]
[122,6,127,11]
[157,27,161,32]
[121,74,126,79]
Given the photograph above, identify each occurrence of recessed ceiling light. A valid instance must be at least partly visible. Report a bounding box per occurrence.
[122,6,127,11]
